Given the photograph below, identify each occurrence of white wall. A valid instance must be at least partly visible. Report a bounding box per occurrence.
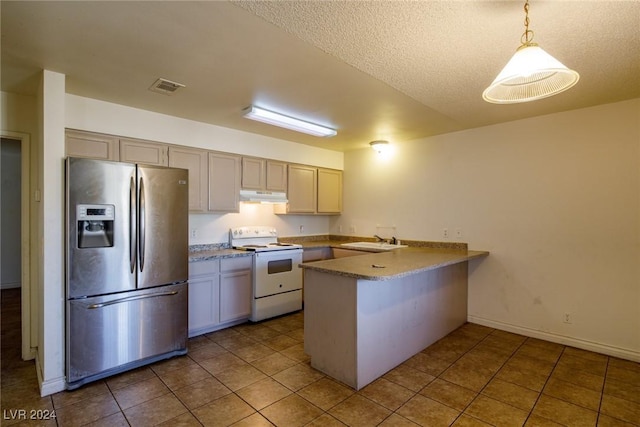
[337,99,640,361]
[37,70,67,395]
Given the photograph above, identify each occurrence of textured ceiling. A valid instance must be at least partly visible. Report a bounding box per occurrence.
[2,1,639,152]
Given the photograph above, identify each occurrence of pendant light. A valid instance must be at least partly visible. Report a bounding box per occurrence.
[483,0,579,104]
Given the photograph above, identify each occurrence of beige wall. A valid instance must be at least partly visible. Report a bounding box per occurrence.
[335,99,640,360]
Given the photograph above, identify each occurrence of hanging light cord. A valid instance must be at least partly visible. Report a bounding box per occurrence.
[520,0,537,47]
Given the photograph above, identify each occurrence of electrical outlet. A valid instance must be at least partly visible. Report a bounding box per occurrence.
[349,225,356,233]
[455,228,463,239]
[190,228,197,238]
[299,225,304,233]
[443,228,449,239]
[563,313,572,324]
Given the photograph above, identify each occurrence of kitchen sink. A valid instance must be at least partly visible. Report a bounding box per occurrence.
[340,241,408,251]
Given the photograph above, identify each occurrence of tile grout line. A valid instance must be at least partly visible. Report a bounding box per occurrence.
[449,329,530,426]
[594,357,609,426]
[521,344,568,426]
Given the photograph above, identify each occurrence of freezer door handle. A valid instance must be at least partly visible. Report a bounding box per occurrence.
[86,290,179,309]
[139,175,146,272]
[129,175,137,274]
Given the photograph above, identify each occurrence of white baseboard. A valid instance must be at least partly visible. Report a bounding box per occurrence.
[35,354,66,397]
[468,315,640,363]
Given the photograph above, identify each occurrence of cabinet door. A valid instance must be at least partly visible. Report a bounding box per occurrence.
[208,152,241,213]
[65,129,119,160]
[120,138,168,166]
[302,247,332,262]
[169,146,208,212]
[188,274,220,336]
[317,168,343,214]
[287,165,317,213]
[241,157,265,190]
[219,270,251,323]
[266,161,287,192]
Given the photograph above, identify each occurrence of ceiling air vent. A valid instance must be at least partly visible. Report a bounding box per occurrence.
[149,78,185,95]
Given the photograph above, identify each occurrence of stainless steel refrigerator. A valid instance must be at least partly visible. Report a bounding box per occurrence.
[65,157,189,389]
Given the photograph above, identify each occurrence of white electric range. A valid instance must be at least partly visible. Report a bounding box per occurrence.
[230,226,303,321]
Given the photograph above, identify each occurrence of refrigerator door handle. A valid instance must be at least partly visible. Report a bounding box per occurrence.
[139,175,146,272]
[86,290,179,309]
[129,175,137,274]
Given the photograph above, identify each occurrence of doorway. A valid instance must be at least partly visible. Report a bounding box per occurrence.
[1,138,22,290]
[0,133,33,361]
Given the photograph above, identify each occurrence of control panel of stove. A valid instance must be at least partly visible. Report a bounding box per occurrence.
[230,226,277,239]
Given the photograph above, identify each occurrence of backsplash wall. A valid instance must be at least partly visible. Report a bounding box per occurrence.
[188,203,330,245]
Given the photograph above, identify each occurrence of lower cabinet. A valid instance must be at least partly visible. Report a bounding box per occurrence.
[220,257,252,323]
[188,256,252,337]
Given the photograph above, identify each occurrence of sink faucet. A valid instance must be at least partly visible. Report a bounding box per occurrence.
[374,235,398,245]
[374,234,387,243]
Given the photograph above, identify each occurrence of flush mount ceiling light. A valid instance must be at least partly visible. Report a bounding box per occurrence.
[370,140,390,153]
[482,0,579,104]
[243,106,337,138]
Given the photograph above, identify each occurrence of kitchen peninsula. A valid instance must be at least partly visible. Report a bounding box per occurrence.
[300,245,488,390]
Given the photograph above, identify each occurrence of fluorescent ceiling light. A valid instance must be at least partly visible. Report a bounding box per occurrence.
[243,106,337,138]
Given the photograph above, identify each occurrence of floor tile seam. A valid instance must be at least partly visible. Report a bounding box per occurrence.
[293,380,352,412]
[594,357,611,427]
[458,334,535,425]
[601,381,640,406]
[255,388,325,420]
[521,345,571,427]
[113,386,174,412]
[604,369,640,387]
[50,387,112,411]
[358,380,418,413]
[267,360,322,392]
[553,362,607,386]
[233,383,292,413]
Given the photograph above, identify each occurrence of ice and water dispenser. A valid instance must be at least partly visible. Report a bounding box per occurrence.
[76,204,115,248]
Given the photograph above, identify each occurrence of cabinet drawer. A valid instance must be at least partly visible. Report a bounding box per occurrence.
[220,256,253,272]
[189,259,219,277]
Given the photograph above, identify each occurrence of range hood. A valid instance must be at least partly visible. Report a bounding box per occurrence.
[239,189,288,204]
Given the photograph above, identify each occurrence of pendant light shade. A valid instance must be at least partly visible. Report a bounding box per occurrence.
[483,1,579,104]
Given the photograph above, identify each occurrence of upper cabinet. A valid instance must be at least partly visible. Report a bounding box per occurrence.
[65,129,341,215]
[208,152,241,213]
[241,157,287,192]
[287,164,317,214]
[265,161,287,192]
[168,146,208,212]
[317,168,343,214]
[282,165,342,215]
[120,138,168,166]
[65,129,119,161]
[241,157,264,190]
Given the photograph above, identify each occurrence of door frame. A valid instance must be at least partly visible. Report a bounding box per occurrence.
[1,131,34,361]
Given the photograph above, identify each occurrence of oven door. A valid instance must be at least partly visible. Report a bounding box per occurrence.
[253,249,303,298]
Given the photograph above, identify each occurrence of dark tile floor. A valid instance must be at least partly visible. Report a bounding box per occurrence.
[1,288,639,426]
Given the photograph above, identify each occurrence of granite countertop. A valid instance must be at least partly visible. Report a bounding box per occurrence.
[299,247,489,281]
[188,244,253,262]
